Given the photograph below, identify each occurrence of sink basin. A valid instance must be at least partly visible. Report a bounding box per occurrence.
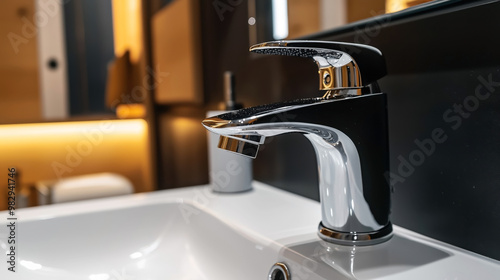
[1,182,499,279]
[6,202,278,279]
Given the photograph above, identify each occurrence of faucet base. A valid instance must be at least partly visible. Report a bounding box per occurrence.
[318,222,393,246]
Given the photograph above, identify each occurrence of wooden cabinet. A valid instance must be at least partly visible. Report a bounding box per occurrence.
[0,0,42,124]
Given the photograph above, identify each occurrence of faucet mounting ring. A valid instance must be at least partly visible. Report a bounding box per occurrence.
[318,222,393,246]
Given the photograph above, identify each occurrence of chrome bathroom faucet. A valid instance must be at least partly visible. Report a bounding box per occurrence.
[203,40,392,246]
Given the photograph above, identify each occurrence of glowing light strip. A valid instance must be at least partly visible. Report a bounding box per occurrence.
[0,119,146,138]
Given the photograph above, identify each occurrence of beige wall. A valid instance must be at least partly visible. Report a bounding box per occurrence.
[287,0,320,39]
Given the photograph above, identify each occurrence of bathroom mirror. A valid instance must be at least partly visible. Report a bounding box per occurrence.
[248,0,457,44]
[0,0,147,124]
[0,0,155,211]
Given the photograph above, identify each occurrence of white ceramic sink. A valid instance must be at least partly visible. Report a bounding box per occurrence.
[1,182,499,279]
[5,202,279,279]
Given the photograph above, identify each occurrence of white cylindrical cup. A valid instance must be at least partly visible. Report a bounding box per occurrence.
[207,111,253,193]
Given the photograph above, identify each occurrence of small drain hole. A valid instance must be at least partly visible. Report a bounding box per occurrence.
[270,269,285,280]
[268,262,290,280]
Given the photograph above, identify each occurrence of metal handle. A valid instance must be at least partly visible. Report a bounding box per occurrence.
[250,40,386,92]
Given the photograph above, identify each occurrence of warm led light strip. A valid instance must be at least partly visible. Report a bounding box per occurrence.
[0,119,147,139]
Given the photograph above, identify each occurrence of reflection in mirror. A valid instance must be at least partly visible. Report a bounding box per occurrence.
[64,0,115,116]
[386,0,439,13]
[1,0,45,123]
[0,0,155,211]
[0,0,148,124]
[249,0,437,43]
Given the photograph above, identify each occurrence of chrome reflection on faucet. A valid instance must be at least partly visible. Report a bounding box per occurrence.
[203,40,392,245]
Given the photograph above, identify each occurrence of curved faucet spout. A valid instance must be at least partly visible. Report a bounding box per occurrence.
[202,94,392,245]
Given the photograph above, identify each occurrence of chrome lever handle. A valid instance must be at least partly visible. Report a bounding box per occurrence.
[250,40,386,92]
